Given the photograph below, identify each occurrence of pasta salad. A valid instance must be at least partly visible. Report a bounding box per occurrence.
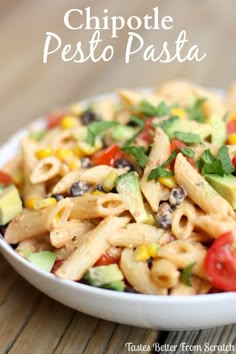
[1,80,236,295]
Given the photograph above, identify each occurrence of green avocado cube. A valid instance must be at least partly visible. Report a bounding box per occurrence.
[205,174,236,209]
[0,185,23,225]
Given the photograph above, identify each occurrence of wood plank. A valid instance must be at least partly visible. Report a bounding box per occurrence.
[160,325,236,354]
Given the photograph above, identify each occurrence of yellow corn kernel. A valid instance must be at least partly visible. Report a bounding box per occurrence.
[170,107,186,119]
[228,111,236,121]
[134,245,150,262]
[68,158,81,171]
[25,197,41,210]
[102,171,118,192]
[34,197,57,210]
[35,147,54,160]
[92,190,105,195]
[60,116,78,129]
[228,133,236,145]
[71,145,84,158]
[55,148,74,162]
[147,243,159,258]
[12,170,23,186]
[145,214,156,226]
[68,102,83,116]
[159,176,177,189]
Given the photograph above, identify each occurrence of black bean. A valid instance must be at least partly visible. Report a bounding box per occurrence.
[127,120,139,128]
[114,159,134,171]
[80,157,92,169]
[81,111,100,125]
[51,194,64,201]
[155,202,173,229]
[96,184,106,192]
[169,186,186,207]
[69,181,92,197]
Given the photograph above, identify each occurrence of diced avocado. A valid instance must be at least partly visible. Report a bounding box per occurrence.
[165,119,212,141]
[205,174,236,209]
[210,114,226,145]
[84,264,124,287]
[28,251,57,272]
[112,125,135,142]
[0,185,23,225]
[102,280,125,292]
[115,171,149,223]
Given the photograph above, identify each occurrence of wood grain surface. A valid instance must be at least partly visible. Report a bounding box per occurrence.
[0,1,235,353]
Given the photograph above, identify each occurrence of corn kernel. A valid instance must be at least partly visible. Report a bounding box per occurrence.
[35,147,54,160]
[145,214,156,226]
[60,116,78,129]
[71,145,84,158]
[134,245,150,262]
[170,107,186,119]
[228,133,236,145]
[147,243,159,258]
[78,138,103,156]
[34,197,57,210]
[12,170,23,186]
[68,158,81,171]
[228,112,236,121]
[102,171,118,192]
[55,148,74,162]
[159,176,177,189]
[92,190,105,195]
[25,197,41,210]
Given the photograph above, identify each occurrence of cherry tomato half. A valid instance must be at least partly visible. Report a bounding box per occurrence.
[204,231,236,291]
[95,252,118,266]
[47,113,65,129]
[0,171,13,188]
[232,156,236,167]
[91,144,120,166]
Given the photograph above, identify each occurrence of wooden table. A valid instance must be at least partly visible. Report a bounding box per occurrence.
[0,1,235,353]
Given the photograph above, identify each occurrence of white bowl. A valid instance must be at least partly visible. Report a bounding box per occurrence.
[0,93,236,330]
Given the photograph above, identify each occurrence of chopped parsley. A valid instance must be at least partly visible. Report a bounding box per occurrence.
[161,150,178,168]
[196,146,234,176]
[121,146,149,169]
[132,100,170,117]
[179,147,195,159]
[181,262,196,287]
[187,98,207,123]
[156,116,179,135]
[173,131,201,145]
[87,121,119,145]
[147,167,173,181]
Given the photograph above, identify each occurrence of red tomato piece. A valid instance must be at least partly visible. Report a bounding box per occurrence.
[227,120,236,135]
[95,252,118,266]
[91,144,120,166]
[0,171,13,187]
[232,156,236,167]
[171,138,186,153]
[47,113,65,129]
[138,117,155,144]
[204,231,236,291]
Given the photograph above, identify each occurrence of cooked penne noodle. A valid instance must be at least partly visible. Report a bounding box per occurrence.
[140,128,171,212]
[171,200,197,239]
[70,193,128,219]
[55,216,130,280]
[174,153,234,217]
[193,214,236,239]
[150,259,180,289]
[92,99,115,121]
[30,156,61,184]
[120,248,167,295]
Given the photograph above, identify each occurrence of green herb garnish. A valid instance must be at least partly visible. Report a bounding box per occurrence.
[122,146,149,169]
[124,116,145,146]
[187,97,207,123]
[179,147,195,159]
[173,131,201,145]
[87,121,119,145]
[196,146,234,176]
[161,150,178,168]
[157,116,179,135]
[147,167,173,181]
[181,262,196,287]
[217,145,234,175]
[133,100,170,117]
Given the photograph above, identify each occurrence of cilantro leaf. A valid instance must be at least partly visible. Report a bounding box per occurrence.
[122,146,149,169]
[157,116,179,135]
[195,149,216,170]
[181,262,196,287]
[202,160,224,176]
[147,167,173,181]
[217,145,234,175]
[87,121,119,145]
[132,100,170,118]
[173,131,201,145]
[124,116,145,146]
[179,147,195,159]
[161,150,178,168]
[187,98,207,123]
